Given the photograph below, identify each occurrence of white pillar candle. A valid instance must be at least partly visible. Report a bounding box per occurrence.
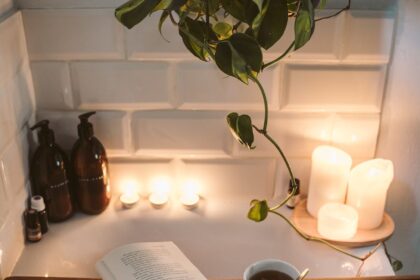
[346,159,394,229]
[317,203,358,241]
[307,146,352,217]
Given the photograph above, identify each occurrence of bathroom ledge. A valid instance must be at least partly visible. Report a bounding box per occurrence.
[10,197,395,279]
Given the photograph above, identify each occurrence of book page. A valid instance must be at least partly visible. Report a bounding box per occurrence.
[99,242,207,280]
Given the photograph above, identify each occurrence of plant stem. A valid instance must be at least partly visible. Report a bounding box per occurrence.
[315,0,351,22]
[252,78,268,132]
[262,41,295,70]
[263,132,297,210]
[268,209,382,263]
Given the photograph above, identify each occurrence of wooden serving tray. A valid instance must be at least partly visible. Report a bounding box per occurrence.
[292,199,395,247]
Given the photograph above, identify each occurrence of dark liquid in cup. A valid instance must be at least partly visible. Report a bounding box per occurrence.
[249,270,293,280]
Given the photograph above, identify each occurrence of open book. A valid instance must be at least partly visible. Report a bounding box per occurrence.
[96,242,207,280]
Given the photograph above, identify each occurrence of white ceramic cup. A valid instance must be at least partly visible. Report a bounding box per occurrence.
[243,259,300,280]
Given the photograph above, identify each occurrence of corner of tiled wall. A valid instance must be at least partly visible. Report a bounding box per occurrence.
[20,2,396,202]
[0,7,36,278]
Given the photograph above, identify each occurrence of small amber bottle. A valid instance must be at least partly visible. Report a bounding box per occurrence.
[26,209,42,243]
[31,195,49,234]
[71,112,111,214]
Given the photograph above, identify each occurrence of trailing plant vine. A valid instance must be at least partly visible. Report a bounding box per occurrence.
[114,0,402,274]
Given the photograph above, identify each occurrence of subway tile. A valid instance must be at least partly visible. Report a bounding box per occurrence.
[10,63,35,129]
[22,9,124,60]
[181,159,276,200]
[0,81,16,154]
[36,110,127,154]
[70,61,173,109]
[126,13,192,60]
[0,0,14,18]
[132,110,232,157]
[273,158,311,197]
[0,168,9,227]
[231,112,333,158]
[331,113,380,158]
[175,62,279,110]
[343,11,395,61]
[267,10,344,60]
[31,62,73,109]
[17,0,126,8]
[109,159,174,197]
[0,186,27,278]
[0,130,30,199]
[0,12,27,82]
[280,63,386,112]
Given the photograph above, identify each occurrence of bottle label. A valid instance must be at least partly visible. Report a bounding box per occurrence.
[78,175,104,183]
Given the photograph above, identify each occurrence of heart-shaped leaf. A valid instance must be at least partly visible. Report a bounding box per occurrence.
[179,17,217,61]
[392,260,403,272]
[248,200,269,222]
[115,0,160,29]
[226,112,255,149]
[294,0,315,50]
[215,33,262,83]
[253,0,288,50]
[221,0,259,24]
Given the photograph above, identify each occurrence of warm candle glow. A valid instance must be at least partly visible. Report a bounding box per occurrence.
[180,193,199,210]
[149,192,169,208]
[120,192,140,208]
[120,180,140,208]
[317,203,358,241]
[346,159,394,229]
[180,179,201,210]
[307,145,352,217]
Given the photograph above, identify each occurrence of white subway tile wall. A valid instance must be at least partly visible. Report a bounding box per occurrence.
[0,11,35,277]
[22,6,396,181]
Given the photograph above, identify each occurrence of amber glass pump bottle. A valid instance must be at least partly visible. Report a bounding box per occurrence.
[71,112,111,214]
[30,120,74,222]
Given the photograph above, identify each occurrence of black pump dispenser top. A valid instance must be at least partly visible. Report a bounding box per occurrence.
[31,120,55,145]
[78,111,96,139]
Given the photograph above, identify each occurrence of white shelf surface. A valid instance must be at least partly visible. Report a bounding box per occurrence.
[11,197,395,279]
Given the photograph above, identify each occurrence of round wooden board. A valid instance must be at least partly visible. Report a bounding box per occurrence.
[292,199,395,248]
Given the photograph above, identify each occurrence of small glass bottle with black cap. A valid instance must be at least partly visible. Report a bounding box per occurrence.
[286,178,301,209]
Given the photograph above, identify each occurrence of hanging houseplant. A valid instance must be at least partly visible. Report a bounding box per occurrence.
[114,0,402,274]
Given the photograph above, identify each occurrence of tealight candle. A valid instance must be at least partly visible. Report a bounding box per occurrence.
[180,193,199,210]
[307,145,352,217]
[317,203,358,241]
[149,192,169,208]
[346,159,394,229]
[120,192,140,208]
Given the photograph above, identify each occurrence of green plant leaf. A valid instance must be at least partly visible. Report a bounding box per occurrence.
[252,0,264,11]
[221,0,258,24]
[392,260,403,272]
[294,0,315,50]
[236,114,255,149]
[213,22,232,39]
[158,11,170,42]
[115,0,160,29]
[215,33,262,83]
[253,0,288,50]
[226,112,255,149]
[248,200,268,222]
[179,17,217,61]
[318,0,327,9]
[153,0,187,11]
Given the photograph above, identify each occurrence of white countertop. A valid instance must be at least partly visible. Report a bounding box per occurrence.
[11,197,395,279]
